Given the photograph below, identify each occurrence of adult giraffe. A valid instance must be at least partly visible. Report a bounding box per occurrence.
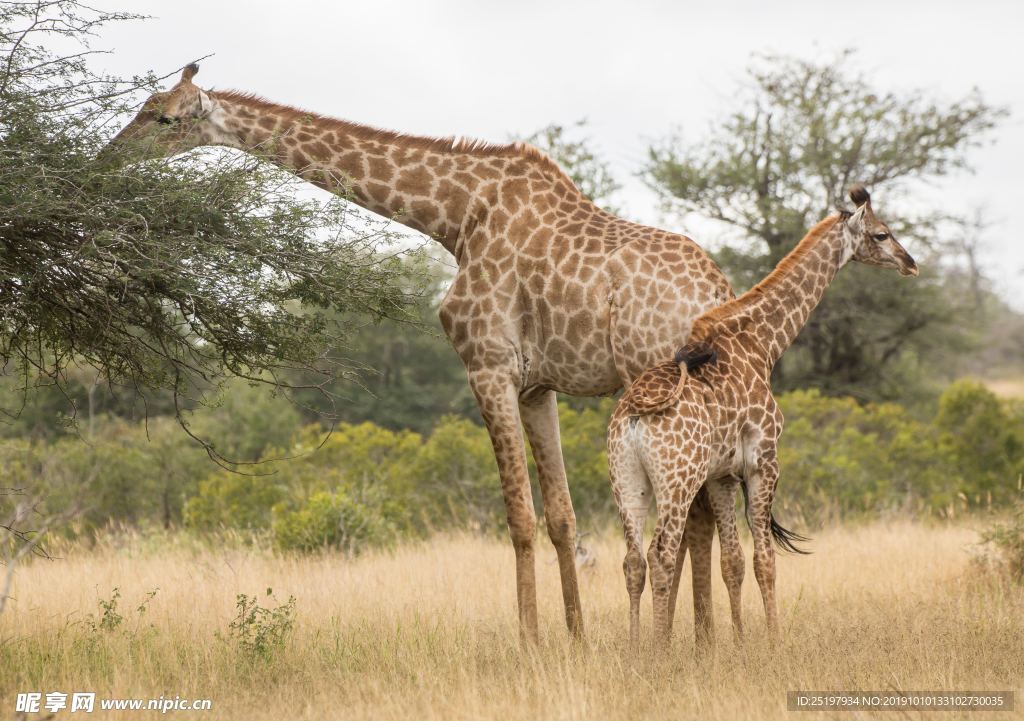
[105,64,735,644]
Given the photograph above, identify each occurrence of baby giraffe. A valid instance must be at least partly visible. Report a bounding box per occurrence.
[607,185,918,649]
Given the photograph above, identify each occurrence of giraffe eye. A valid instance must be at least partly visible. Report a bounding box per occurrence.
[157,115,176,125]
[872,232,889,242]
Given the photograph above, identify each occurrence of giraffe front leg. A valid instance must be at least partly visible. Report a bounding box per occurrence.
[647,507,688,650]
[708,476,745,640]
[467,370,539,646]
[746,459,780,638]
[520,390,584,640]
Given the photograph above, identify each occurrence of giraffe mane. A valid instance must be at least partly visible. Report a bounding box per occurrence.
[689,214,844,340]
[211,90,580,189]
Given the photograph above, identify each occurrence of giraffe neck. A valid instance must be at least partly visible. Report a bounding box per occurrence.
[695,215,851,370]
[207,91,532,255]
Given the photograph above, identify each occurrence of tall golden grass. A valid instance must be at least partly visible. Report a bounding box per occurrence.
[2,521,1022,720]
[981,375,1024,400]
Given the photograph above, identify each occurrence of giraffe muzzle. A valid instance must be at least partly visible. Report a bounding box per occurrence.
[898,253,919,277]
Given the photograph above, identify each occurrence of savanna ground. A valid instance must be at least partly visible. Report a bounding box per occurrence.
[984,376,1024,401]
[3,521,1022,720]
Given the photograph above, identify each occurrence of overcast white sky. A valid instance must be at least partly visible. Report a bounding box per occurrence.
[94,0,1023,307]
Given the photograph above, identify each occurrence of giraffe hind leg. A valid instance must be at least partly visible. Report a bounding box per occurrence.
[647,461,706,651]
[608,417,652,650]
[745,461,781,637]
[739,480,811,555]
[708,475,745,640]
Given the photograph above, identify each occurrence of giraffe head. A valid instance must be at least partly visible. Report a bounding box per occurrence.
[102,64,235,160]
[843,184,918,277]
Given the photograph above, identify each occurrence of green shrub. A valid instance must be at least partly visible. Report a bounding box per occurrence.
[270,423,420,534]
[8,372,1024,551]
[415,415,501,530]
[936,381,1024,507]
[273,490,396,553]
[184,472,286,533]
[186,380,301,463]
[85,587,159,639]
[978,502,1024,582]
[225,589,296,660]
[776,390,958,521]
[0,416,210,532]
[556,399,616,520]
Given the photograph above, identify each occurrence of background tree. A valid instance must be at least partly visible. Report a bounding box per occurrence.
[645,52,1006,400]
[282,254,480,434]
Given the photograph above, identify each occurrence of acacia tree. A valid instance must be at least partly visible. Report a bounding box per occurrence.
[0,1,421,459]
[645,52,1005,399]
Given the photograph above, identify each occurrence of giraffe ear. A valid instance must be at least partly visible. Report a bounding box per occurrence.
[846,204,867,233]
[196,89,213,116]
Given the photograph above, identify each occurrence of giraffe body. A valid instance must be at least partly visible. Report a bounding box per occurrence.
[106,65,734,644]
[608,187,918,648]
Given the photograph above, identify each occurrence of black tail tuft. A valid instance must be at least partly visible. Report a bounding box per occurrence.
[770,514,812,555]
[674,341,717,372]
[740,481,811,554]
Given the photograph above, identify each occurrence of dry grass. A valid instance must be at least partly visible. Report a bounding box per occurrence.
[981,375,1024,400]
[2,521,1022,720]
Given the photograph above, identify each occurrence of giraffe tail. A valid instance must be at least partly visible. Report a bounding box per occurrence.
[740,480,812,554]
[769,515,812,555]
[673,340,717,372]
[620,342,718,416]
